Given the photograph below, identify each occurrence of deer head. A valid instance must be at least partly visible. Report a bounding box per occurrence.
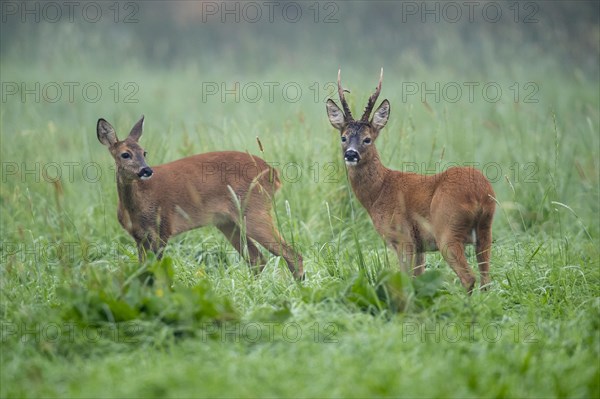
[97,116,153,181]
[326,68,390,166]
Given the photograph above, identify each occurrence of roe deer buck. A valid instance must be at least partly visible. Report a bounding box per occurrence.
[326,69,495,293]
[97,116,303,279]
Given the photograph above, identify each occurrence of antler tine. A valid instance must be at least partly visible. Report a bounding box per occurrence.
[337,69,354,121]
[361,67,384,122]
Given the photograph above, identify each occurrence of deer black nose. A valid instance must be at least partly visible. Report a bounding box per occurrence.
[138,167,153,180]
[344,150,360,163]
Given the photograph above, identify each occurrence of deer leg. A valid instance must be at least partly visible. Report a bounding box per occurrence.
[438,235,476,294]
[396,247,412,275]
[394,239,419,275]
[413,253,426,276]
[244,216,304,279]
[153,241,167,260]
[136,231,166,262]
[431,200,478,293]
[217,222,265,272]
[136,237,152,263]
[135,235,163,286]
[476,222,493,291]
[136,241,147,263]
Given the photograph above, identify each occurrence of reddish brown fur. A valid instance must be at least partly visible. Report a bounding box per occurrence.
[326,70,495,293]
[97,116,303,279]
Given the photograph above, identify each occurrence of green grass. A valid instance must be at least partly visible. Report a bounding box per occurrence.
[1,7,599,398]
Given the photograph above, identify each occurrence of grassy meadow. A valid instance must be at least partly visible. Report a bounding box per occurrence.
[1,2,599,398]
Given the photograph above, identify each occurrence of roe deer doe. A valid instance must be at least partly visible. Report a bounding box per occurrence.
[325,69,495,293]
[97,116,303,279]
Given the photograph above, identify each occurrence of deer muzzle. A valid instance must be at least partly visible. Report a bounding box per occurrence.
[344,149,360,165]
[138,167,154,180]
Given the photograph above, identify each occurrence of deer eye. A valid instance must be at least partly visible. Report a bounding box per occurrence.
[143,151,148,157]
[363,138,372,144]
[341,136,347,142]
[120,152,131,159]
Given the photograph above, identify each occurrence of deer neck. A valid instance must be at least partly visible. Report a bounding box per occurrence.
[116,173,141,212]
[346,152,388,209]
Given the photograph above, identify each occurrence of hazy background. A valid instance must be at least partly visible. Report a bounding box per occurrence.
[2,0,598,229]
[2,1,598,73]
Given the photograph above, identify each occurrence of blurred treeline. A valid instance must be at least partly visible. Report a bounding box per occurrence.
[1,1,598,77]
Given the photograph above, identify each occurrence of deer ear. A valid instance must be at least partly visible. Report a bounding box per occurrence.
[97,118,118,147]
[326,99,346,130]
[128,115,145,142]
[371,99,390,131]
